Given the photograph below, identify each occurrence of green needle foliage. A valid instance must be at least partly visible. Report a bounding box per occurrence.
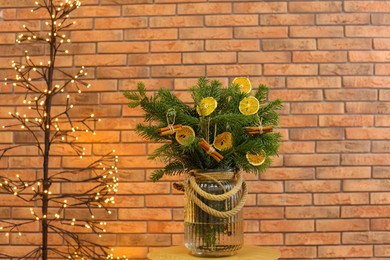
[124,77,282,181]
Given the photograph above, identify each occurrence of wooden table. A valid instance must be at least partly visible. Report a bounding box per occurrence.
[147,245,281,260]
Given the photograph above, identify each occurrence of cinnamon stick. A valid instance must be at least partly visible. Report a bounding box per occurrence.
[199,138,223,162]
[158,124,183,136]
[245,125,273,135]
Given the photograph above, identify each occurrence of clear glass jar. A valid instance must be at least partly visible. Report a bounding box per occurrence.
[184,170,244,257]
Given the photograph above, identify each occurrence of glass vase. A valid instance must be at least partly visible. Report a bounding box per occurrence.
[184,170,244,257]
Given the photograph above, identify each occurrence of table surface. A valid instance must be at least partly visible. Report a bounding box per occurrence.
[147,245,281,260]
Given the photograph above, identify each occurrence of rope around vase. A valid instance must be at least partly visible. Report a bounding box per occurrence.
[184,171,248,219]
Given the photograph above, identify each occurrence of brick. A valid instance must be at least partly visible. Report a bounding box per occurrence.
[342,206,390,218]
[261,168,315,180]
[314,193,369,205]
[318,39,371,50]
[373,141,390,152]
[97,42,149,53]
[374,39,390,49]
[289,77,342,89]
[95,17,147,29]
[279,141,315,154]
[286,233,340,245]
[75,54,126,66]
[120,79,173,91]
[290,128,344,140]
[124,29,177,40]
[289,2,342,13]
[0,33,16,44]
[152,65,204,77]
[258,194,312,206]
[148,221,183,233]
[0,132,12,143]
[179,28,232,39]
[346,102,390,114]
[145,195,183,207]
[373,14,390,24]
[0,21,39,32]
[372,219,390,230]
[317,13,370,25]
[238,52,290,63]
[93,144,145,156]
[0,0,34,7]
[150,16,203,28]
[266,64,318,76]
[343,76,390,88]
[74,6,120,17]
[291,26,343,38]
[123,4,176,16]
[71,30,122,42]
[319,115,373,127]
[244,233,283,245]
[317,166,371,179]
[234,2,286,13]
[280,116,318,128]
[285,180,341,192]
[96,66,149,78]
[317,219,369,232]
[118,156,165,168]
[319,245,372,258]
[129,53,181,65]
[345,1,390,12]
[207,40,260,51]
[118,208,171,220]
[247,181,283,193]
[376,64,390,75]
[325,90,377,101]
[183,52,236,64]
[9,157,61,169]
[371,193,390,204]
[320,64,373,76]
[342,154,390,166]
[261,14,314,25]
[178,3,231,14]
[244,207,284,219]
[205,15,258,27]
[347,26,390,37]
[235,27,288,39]
[263,39,316,51]
[344,180,390,192]
[349,51,390,62]
[271,90,323,102]
[346,128,390,140]
[291,102,344,114]
[286,206,339,219]
[375,245,390,257]
[279,246,317,259]
[151,40,203,52]
[261,220,314,232]
[207,64,261,77]
[294,52,347,63]
[376,115,390,126]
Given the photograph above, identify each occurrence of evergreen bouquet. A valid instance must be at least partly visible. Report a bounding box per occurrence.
[124,77,282,256]
[124,77,282,181]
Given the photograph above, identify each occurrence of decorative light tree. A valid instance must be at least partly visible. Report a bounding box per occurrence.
[0,0,119,259]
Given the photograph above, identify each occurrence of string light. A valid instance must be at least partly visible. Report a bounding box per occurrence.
[0,1,121,258]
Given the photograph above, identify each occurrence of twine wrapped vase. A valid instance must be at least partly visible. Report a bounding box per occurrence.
[184,169,248,257]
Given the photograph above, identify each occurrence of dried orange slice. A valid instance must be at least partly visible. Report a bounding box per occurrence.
[246,150,266,166]
[175,126,195,146]
[232,77,252,94]
[239,96,259,115]
[213,132,233,151]
[196,97,217,117]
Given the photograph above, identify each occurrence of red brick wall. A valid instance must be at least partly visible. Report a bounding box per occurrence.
[1,0,390,259]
